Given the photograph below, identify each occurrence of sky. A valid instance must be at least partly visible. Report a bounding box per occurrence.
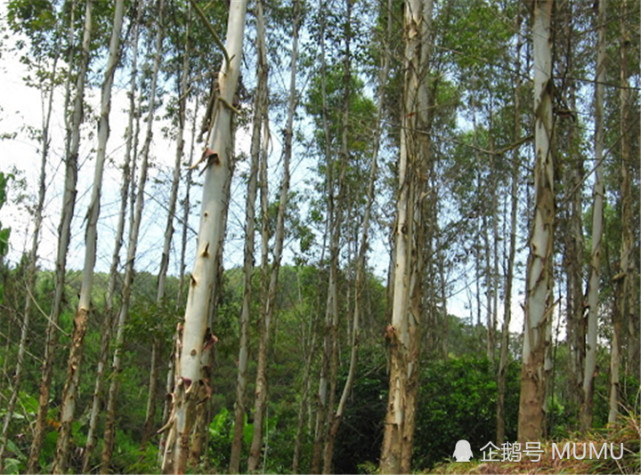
[0,0,534,337]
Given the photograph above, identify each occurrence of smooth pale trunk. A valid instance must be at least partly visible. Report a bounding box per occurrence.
[610,0,635,426]
[83,6,140,465]
[581,0,606,433]
[230,0,265,467]
[53,2,125,471]
[497,7,523,445]
[247,36,281,468]
[518,0,554,443]
[27,1,91,470]
[165,1,248,472]
[101,1,163,469]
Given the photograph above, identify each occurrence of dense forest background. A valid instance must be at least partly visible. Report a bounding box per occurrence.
[0,0,639,473]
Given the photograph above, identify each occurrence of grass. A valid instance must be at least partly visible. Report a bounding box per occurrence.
[428,411,640,474]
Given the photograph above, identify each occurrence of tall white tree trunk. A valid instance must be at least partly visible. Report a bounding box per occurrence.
[83,6,142,469]
[580,0,606,433]
[162,1,248,472]
[247,0,291,467]
[229,0,268,470]
[101,0,165,469]
[27,1,92,469]
[324,0,387,458]
[53,2,125,471]
[497,7,523,444]
[611,0,636,426]
[518,0,554,443]
[143,2,193,446]
[380,0,432,472]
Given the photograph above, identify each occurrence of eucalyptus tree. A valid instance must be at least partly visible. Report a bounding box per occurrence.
[309,4,343,467]
[0,1,62,466]
[579,0,607,434]
[380,0,432,472]
[101,0,166,468]
[553,0,586,428]
[82,4,142,469]
[160,0,248,471]
[141,0,196,447]
[440,0,522,362]
[303,5,378,471]
[518,0,554,442]
[229,0,268,468]
[306,2,385,471]
[496,2,525,445]
[246,46,272,473]
[322,0,389,467]
[52,2,126,471]
[27,1,94,469]
[610,0,639,425]
[310,0,355,471]
[156,1,222,457]
[245,1,323,468]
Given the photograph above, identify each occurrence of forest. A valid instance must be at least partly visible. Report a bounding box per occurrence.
[0,0,639,473]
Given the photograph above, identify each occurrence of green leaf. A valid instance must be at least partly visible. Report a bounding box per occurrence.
[3,457,22,474]
[0,227,11,257]
[243,413,254,447]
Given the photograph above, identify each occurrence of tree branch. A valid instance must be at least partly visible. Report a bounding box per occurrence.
[189,0,230,69]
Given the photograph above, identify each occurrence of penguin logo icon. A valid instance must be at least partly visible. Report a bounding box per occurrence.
[453,440,473,462]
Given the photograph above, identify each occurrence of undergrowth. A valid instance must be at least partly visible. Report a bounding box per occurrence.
[429,410,640,474]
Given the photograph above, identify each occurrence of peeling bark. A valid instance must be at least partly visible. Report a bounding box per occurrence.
[162,0,248,471]
[518,0,554,443]
[380,0,432,472]
[53,2,125,471]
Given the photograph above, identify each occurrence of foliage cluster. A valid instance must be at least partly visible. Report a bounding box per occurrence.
[0,264,543,473]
